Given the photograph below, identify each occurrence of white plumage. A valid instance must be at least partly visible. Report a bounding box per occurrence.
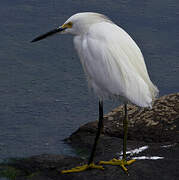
[31,12,159,173]
[32,12,159,107]
[69,13,159,107]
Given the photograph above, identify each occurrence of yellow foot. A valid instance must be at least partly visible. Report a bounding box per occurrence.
[99,158,136,172]
[61,163,104,174]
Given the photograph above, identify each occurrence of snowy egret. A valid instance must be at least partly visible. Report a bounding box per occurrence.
[31,12,159,173]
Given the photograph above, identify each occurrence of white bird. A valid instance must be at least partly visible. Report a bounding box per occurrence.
[31,12,159,173]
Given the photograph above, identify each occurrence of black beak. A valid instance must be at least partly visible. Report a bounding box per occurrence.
[31,27,66,43]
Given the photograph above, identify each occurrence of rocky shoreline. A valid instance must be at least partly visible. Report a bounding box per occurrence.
[0,93,178,180]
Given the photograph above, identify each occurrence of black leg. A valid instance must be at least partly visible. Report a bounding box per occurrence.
[88,100,103,164]
[123,104,128,160]
[98,103,135,172]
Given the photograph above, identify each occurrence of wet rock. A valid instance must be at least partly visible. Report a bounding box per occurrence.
[1,143,178,180]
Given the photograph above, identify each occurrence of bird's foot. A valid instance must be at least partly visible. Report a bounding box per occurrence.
[61,163,104,173]
[99,158,136,172]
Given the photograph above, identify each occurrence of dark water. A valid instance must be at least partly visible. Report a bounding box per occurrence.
[0,0,178,162]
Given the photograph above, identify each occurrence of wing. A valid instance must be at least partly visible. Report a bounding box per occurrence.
[74,22,158,107]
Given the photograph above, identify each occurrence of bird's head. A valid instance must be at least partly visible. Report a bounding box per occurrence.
[31,12,111,42]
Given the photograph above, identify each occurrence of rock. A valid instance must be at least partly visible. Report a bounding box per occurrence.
[67,93,179,144]
[0,93,178,180]
[1,143,178,180]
